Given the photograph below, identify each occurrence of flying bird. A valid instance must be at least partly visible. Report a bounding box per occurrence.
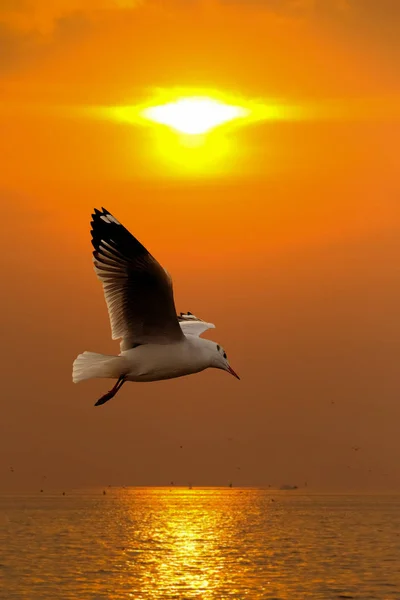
[73,208,239,406]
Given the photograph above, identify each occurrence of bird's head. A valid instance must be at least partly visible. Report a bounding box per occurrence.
[209,342,240,380]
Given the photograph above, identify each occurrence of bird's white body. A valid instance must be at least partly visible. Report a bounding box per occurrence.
[123,336,214,382]
[73,334,222,384]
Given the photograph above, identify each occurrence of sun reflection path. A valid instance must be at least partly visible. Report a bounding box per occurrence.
[123,487,263,599]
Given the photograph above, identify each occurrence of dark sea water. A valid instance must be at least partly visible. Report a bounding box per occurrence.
[1,488,399,599]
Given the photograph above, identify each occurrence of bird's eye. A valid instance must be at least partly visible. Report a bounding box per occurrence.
[223,352,227,359]
[217,345,220,351]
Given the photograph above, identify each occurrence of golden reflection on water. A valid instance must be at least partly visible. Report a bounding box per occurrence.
[2,488,400,600]
[123,487,263,599]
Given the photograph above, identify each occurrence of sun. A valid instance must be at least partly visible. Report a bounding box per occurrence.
[140,97,250,135]
[88,88,292,176]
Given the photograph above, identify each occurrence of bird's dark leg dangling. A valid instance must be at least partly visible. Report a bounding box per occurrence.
[94,375,127,407]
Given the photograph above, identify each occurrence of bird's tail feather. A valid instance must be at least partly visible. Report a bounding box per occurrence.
[72,351,125,384]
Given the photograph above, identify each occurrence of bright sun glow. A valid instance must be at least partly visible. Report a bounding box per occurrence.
[140,97,250,135]
[90,88,293,177]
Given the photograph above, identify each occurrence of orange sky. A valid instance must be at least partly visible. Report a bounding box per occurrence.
[1,0,400,491]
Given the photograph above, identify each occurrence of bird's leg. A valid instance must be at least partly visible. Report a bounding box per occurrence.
[94,375,127,407]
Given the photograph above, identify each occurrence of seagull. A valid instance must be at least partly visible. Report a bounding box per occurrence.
[72,208,240,406]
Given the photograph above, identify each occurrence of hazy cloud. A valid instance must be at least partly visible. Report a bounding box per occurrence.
[218,0,350,14]
[0,22,41,72]
[0,14,93,74]
[0,1,142,32]
[0,0,399,91]
[0,0,352,37]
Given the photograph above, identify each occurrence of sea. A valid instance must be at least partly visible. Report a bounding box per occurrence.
[1,488,399,599]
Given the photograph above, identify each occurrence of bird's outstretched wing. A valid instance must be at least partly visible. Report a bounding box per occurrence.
[178,312,216,337]
[91,208,184,349]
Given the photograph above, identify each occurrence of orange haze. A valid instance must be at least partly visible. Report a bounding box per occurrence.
[1,0,400,491]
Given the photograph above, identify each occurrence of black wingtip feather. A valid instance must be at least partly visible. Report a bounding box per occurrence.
[89,207,183,344]
[90,207,148,258]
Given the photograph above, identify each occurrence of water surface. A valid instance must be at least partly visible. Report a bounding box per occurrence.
[1,488,399,599]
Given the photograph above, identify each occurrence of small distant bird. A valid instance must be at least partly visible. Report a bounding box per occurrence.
[352,446,360,451]
[62,492,65,496]
[9,466,14,473]
[72,208,240,406]
[40,489,43,493]
[103,490,106,495]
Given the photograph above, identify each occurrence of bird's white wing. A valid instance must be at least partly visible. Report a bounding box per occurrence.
[178,312,215,337]
[91,208,184,349]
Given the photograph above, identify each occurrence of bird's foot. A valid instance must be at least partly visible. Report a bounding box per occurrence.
[94,375,126,407]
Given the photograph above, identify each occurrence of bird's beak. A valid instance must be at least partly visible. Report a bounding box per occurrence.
[227,365,240,380]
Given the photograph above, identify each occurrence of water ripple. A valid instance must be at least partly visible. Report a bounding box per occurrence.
[1,489,400,599]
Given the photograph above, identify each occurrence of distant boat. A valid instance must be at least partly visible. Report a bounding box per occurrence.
[279,484,298,490]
